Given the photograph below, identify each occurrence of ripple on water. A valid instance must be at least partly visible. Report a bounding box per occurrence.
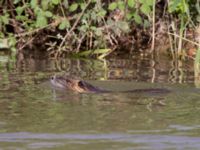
[0,132,200,150]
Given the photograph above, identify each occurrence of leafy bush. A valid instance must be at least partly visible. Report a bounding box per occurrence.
[0,0,199,57]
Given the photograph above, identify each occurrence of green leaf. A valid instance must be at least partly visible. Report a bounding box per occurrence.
[168,0,181,13]
[95,28,102,36]
[80,2,86,10]
[78,25,87,32]
[16,15,28,21]
[126,12,135,20]
[16,6,24,16]
[144,19,150,28]
[91,11,97,20]
[146,0,154,6]
[41,1,49,10]
[14,0,21,4]
[69,3,78,12]
[36,15,47,27]
[108,2,117,10]
[58,19,70,30]
[30,0,38,8]
[134,13,142,24]
[77,49,111,57]
[93,49,111,54]
[97,9,106,17]
[33,6,40,14]
[45,11,53,17]
[126,13,132,20]
[52,0,60,5]
[0,15,9,25]
[138,0,145,4]
[63,0,69,9]
[128,0,135,8]
[118,1,125,10]
[90,26,96,31]
[140,4,151,15]
[8,37,17,49]
[116,21,130,32]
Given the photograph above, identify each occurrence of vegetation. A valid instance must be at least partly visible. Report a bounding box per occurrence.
[0,0,200,59]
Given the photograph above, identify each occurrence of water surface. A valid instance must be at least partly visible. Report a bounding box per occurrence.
[0,55,200,150]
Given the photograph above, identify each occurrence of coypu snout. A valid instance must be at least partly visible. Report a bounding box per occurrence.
[50,75,71,89]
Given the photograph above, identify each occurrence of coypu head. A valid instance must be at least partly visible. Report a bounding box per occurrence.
[50,75,74,89]
[50,75,101,93]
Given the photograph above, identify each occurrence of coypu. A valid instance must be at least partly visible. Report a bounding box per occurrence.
[50,75,108,93]
[50,75,170,94]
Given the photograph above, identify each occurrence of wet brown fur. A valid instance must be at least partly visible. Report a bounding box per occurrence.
[50,75,170,94]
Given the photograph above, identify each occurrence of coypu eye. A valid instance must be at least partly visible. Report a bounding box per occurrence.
[51,76,54,80]
[78,81,85,88]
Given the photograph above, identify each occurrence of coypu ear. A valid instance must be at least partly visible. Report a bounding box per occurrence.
[78,80,93,90]
[78,80,97,91]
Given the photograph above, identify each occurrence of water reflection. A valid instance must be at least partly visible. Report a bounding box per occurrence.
[0,55,195,83]
[1,54,200,150]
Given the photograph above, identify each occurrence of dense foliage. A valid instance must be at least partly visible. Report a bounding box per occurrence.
[0,0,199,57]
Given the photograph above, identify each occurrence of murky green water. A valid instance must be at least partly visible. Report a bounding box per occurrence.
[0,55,200,150]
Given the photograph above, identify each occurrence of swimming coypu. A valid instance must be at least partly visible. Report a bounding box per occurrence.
[50,75,170,94]
[50,75,108,93]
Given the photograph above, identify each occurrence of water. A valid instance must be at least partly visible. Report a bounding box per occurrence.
[0,55,200,150]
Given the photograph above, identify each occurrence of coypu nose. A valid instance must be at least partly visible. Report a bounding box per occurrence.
[51,75,56,80]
